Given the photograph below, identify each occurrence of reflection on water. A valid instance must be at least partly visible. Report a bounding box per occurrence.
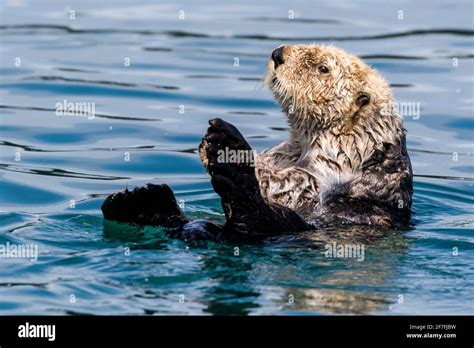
[0,0,473,315]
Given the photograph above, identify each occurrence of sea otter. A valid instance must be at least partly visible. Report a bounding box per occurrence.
[102,45,413,242]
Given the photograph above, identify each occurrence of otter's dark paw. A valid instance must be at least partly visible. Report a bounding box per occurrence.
[198,118,258,198]
[198,118,263,223]
[101,183,186,228]
[196,119,311,239]
[178,219,223,242]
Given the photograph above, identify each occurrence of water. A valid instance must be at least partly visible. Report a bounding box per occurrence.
[0,0,473,315]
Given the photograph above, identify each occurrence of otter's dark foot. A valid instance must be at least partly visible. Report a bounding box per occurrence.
[178,219,223,243]
[199,118,312,240]
[101,184,187,229]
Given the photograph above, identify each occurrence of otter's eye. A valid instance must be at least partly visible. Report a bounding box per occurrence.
[318,65,329,74]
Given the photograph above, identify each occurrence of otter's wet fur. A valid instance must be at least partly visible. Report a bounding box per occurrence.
[102,45,413,242]
[258,44,412,227]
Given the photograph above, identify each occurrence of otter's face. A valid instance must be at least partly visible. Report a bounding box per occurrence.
[265,45,393,130]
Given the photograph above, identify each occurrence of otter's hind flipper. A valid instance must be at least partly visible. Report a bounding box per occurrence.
[199,118,312,240]
[101,184,187,229]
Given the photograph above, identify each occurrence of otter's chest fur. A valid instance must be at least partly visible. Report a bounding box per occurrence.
[305,131,376,192]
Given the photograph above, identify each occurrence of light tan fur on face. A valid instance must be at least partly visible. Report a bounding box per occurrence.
[257,45,405,222]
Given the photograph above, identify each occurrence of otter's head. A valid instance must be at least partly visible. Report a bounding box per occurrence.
[265,44,395,134]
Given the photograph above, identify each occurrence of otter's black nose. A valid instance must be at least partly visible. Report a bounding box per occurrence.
[271,46,285,69]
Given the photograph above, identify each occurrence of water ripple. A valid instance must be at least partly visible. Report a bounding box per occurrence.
[26,76,180,91]
[1,24,473,41]
[0,105,157,122]
[0,163,129,181]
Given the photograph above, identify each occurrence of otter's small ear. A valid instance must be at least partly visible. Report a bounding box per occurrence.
[356,94,370,108]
